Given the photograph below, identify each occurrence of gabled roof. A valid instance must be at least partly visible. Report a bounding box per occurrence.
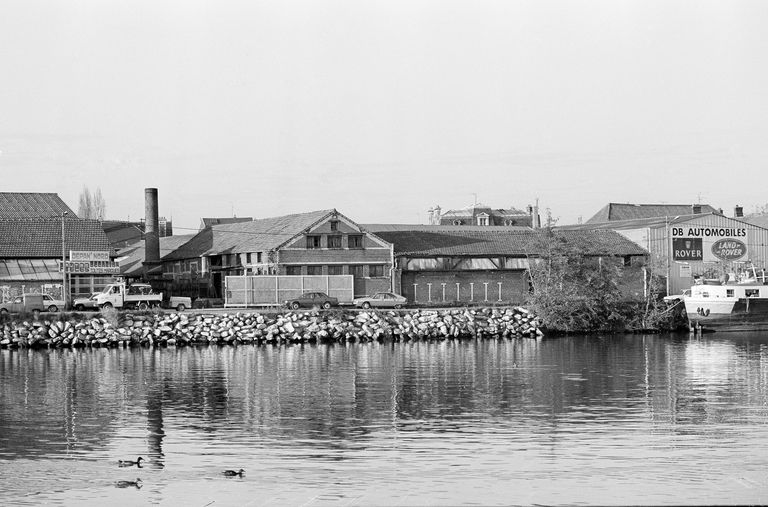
[117,234,197,277]
[0,192,76,219]
[164,209,338,261]
[0,218,110,258]
[200,217,253,229]
[101,220,145,248]
[375,228,647,257]
[741,214,768,229]
[585,203,717,224]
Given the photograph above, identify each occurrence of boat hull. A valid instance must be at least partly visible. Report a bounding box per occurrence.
[686,297,768,332]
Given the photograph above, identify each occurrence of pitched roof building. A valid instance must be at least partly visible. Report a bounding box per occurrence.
[199,217,253,229]
[585,203,718,224]
[429,203,539,228]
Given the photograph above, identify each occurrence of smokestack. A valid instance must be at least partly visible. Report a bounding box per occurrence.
[144,188,160,276]
[734,205,744,218]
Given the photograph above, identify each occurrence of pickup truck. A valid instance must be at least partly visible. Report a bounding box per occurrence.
[94,282,192,311]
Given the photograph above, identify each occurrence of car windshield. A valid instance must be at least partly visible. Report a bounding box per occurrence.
[101,285,114,294]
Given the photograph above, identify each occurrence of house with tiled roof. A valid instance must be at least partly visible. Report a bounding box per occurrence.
[364,225,648,304]
[0,217,115,304]
[0,192,76,219]
[429,202,539,228]
[151,209,393,299]
[584,203,718,224]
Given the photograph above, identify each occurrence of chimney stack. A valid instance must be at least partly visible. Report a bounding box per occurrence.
[144,188,160,277]
[692,204,702,214]
[734,205,744,218]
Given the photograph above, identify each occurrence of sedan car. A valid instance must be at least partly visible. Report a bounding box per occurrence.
[352,292,407,309]
[73,293,100,312]
[284,292,339,310]
[42,294,65,312]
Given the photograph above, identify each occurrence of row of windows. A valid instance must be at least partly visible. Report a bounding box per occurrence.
[306,234,363,249]
[284,264,387,277]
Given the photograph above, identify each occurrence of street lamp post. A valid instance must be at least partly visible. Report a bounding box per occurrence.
[62,211,68,310]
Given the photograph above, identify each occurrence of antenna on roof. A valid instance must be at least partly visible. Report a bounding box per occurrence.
[471,193,477,206]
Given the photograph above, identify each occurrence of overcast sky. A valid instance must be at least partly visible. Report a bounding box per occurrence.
[1,0,766,231]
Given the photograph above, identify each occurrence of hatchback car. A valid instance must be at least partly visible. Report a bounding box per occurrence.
[42,294,65,312]
[352,292,407,309]
[284,292,339,310]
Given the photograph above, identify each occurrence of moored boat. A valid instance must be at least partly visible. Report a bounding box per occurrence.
[684,272,768,332]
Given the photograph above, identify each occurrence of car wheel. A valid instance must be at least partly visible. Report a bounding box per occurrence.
[176,303,186,312]
[362,302,371,309]
[48,305,59,312]
[101,302,113,310]
[322,302,331,309]
[138,302,149,311]
[291,302,300,310]
[394,304,403,309]
[75,304,84,312]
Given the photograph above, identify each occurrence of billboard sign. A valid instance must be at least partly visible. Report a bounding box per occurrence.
[671,226,748,262]
[70,251,110,262]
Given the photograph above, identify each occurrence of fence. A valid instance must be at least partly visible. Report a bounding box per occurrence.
[225,275,354,307]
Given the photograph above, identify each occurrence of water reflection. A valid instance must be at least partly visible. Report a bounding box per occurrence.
[1,334,768,505]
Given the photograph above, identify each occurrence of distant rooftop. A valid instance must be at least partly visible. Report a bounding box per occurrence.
[585,203,718,224]
[200,217,253,229]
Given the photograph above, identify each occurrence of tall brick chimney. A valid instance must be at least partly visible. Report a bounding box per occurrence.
[144,188,160,277]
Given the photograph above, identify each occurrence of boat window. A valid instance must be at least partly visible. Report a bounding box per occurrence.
[702,292,709,298]
[746,289,760,298]
[727,289,734,297]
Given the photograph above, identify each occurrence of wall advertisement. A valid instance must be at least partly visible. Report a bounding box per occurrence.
[671,226,748,262]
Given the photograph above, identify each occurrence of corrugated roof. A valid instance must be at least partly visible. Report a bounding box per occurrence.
[363,224,532,232]
[585,203,718,223]
[375,228,647,257]
[0,192,76,219]
[0,218,110,258]
[164,209,337,261]
[200,217,253,228]
[117,234,197,277]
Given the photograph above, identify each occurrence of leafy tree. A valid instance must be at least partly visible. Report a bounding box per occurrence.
[78,186,106,219]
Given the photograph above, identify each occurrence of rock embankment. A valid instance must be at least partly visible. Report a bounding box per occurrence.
[0,307,543,349]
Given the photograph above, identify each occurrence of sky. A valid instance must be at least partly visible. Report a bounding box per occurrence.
[1,0,767,232]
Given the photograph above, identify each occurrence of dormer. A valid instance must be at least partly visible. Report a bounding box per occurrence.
[476,212,489,226]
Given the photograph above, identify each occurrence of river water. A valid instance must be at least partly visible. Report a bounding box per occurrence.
[1,333,768,506]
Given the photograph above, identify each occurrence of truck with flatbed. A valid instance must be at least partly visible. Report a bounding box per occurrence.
[94,282,192,311]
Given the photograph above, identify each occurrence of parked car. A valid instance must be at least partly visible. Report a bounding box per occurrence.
[352,292,407,309]
[284,292,338,310]
[73,293,100,312]
[0,293,46,315]
[41,294,64,312]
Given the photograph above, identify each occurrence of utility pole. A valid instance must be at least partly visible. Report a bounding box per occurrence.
[61,211,68,310]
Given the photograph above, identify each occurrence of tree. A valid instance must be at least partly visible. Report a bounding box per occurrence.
[78,186,106,219]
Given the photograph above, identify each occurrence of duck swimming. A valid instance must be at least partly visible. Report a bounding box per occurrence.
[118,457,144,467]
[223,469,245,477]
[115,478,143,489]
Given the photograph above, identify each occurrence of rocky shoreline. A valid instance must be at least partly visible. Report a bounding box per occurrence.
[0,307,542,349]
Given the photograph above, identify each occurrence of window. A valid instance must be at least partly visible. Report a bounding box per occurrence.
[190,261,199,275]
[369,265,385,277]
[746,289,760,298]
[348,235,363,249]
[330,220,339,232]
[246,253,252,264]
[328,265,343,275]
[257,252,262,263]
[307,266,323,275]
[306,235,321,249]
[350,265,365,278]
[328,235,342,249]
[477,215,489,226]
[286,266,301,275]
[726,289,734,297]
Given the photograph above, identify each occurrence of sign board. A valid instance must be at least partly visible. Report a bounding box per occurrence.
[679,264,692,278]
[70,251,111,262]
[59,260,121,274]
[671,226,748,262]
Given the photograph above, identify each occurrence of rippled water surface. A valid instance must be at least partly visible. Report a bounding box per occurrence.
[2,334,768,505]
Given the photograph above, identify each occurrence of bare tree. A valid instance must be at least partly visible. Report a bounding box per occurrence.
[78,186,106,219]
